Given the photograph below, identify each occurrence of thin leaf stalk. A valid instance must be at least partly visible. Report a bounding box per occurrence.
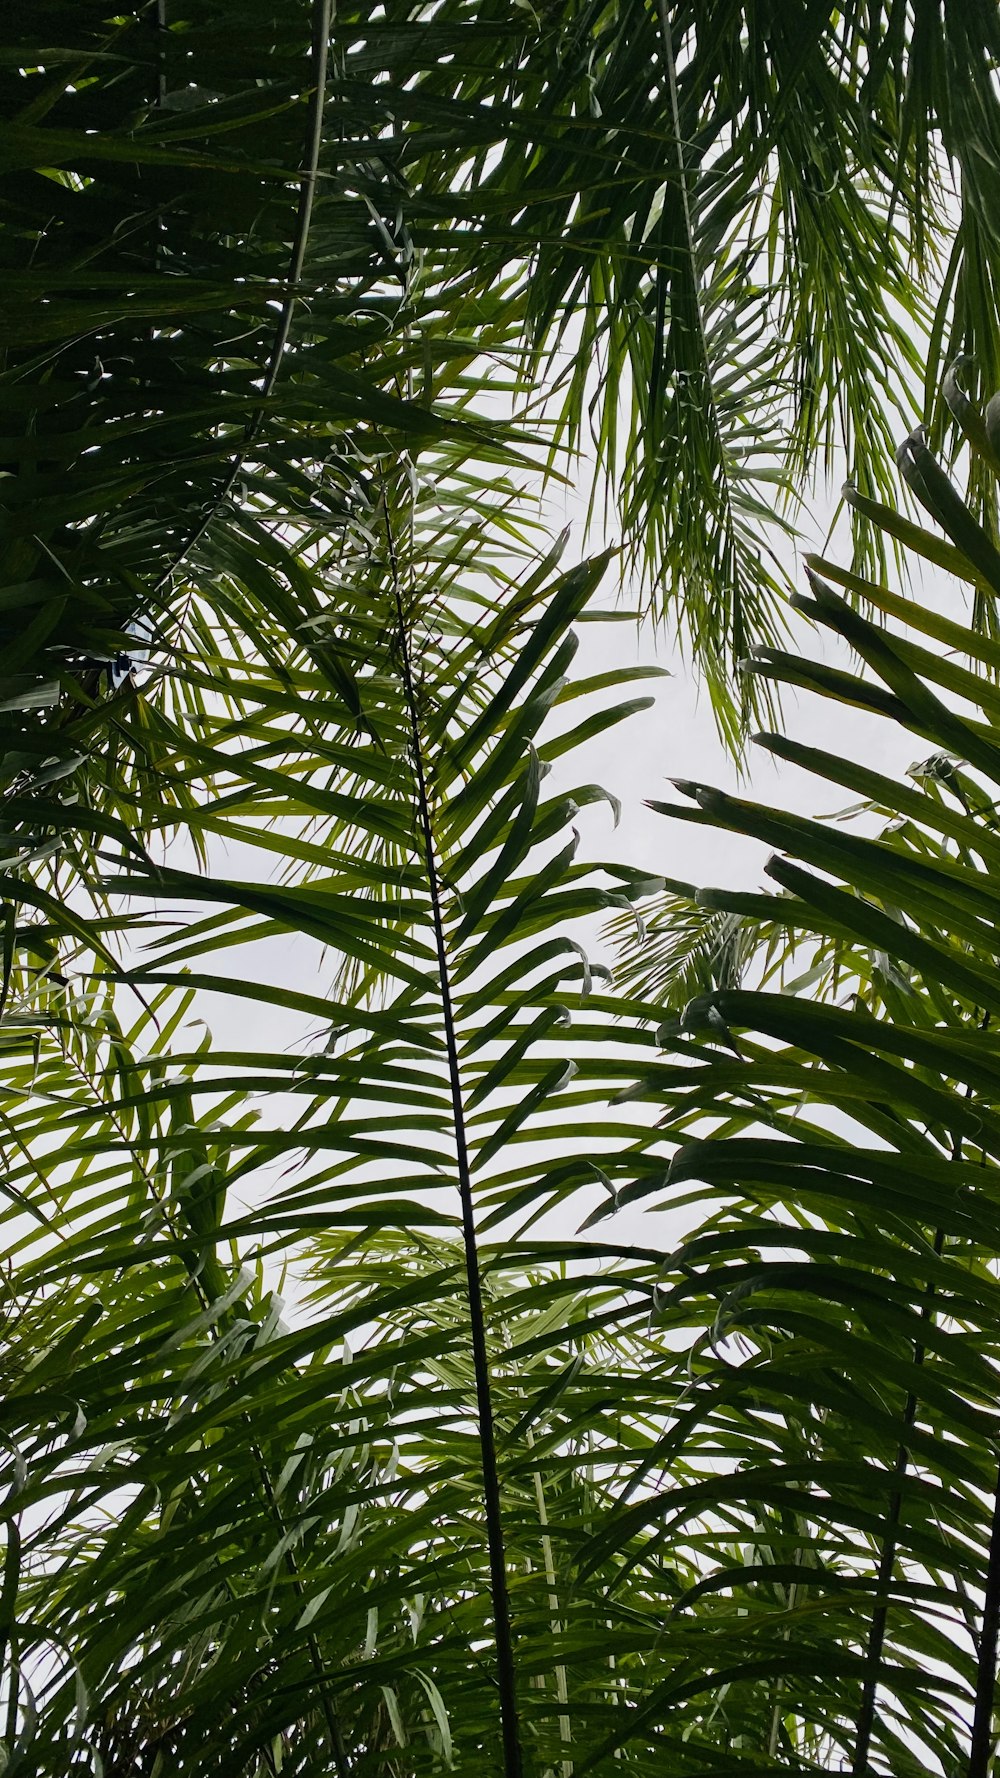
[651,0,750,728]
[526,1427,572,1777]
[970,1020,1000,1778]
[855,1062,985,1775]
[384,499,523,1778]
[767,1543,804,1760]
[252,1441,352,1778]
[852,1224,946,1776]
[856,1020,992,1776]
[971,1470,1000,1778]
[0,1513,21,1754]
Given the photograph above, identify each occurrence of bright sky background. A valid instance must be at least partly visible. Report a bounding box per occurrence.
[558,479,922,895]
[150,349,975,1282]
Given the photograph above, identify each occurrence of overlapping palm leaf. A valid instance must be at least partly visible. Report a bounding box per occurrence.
[0,480,701,1776]
[10,4,1000,1774]
[7,0,1000,775]
[603,406,1000,1774]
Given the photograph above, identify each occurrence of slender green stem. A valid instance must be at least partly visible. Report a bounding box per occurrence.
[385,498,523,1778]
[852,1225,945,1775]
[969,1010,1000,1777]
[971,1474,1000,1778]
[0,1512,21,1748]
[528,1437,572,1778]
[252,1441,351,1778]
[856,1031,987,1778]
[767,1545,803,1759]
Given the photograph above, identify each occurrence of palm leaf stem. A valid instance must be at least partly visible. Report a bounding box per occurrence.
[0,1510,19,1727]
[153,0,333,600]
[252,1436,352,1778]
[766,1550,802,1761]
[527,1432,572,1778]
[852,1223,946,1775]
[653,0,703,405]
[169,1298,351,1775]
[854,1054,982,1772]
[970,1467,1000,1778]
[651,0,750,693]
[4,1645,18,1755]
[969,1006,1000,1778]
[853,1045,982,1772]
[384,497,522,1778]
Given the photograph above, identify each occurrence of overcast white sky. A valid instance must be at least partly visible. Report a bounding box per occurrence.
[555,475,926,896]
[160,442,964,1276]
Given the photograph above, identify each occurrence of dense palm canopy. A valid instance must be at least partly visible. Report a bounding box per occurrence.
[7,4,1000,1776]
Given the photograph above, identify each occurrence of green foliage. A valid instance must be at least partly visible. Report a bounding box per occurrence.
[0,481,677,1775]
[607,411,1000,1775]
[4,0,1000,756]
[8,6,1000,1777]
[11,392,1000,1775]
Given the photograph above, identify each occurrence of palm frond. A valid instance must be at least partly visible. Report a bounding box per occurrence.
[606,398,1000,1774]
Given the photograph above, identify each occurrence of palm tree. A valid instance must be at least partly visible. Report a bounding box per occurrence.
[607,408,1000,1775]
[5,0,1000,747]
[6,5,1000,1776]
[9,396,1000,1775]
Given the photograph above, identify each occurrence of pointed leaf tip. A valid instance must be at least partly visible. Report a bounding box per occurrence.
[895,425,928,471]
[788,592,816,616]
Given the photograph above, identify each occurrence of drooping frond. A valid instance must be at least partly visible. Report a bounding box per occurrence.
[605,405,1000,1774]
